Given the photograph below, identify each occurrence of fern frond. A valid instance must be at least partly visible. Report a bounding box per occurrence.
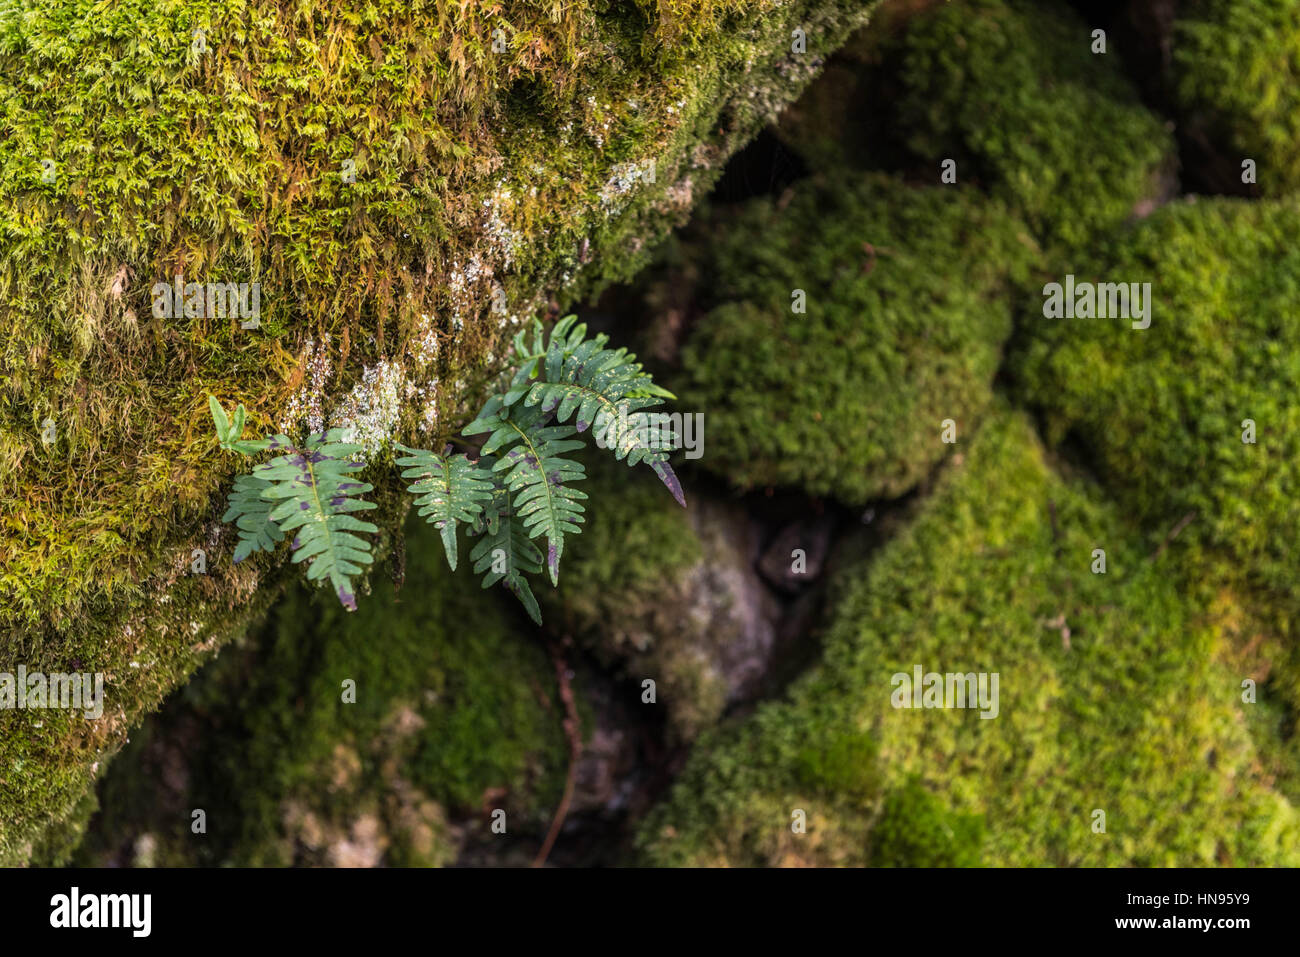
[469,482,544,624]
[221,473,285,562]
[254,429,378,610]
[523,318,686,506]
[465,403,587,585]
[394,444,494,571]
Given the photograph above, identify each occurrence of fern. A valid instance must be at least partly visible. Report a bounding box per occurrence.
[222,473,284,562]
[209,313,684,621]
[464,402,587,585]
[394,444,494,570]
[518,315,685,506]
[254,430,378,611]
[469,480,544,625]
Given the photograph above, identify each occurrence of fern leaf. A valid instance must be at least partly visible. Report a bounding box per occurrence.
[469,483,544,625]
[524,319,686,506]
[254,430,378,610]
[221,473,284,562]
[466,404,587,585]
[394,444,494,570]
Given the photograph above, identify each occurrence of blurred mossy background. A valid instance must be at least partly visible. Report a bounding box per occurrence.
[7,0,1300,866]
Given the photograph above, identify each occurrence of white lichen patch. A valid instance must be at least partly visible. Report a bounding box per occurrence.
[409,312,441,371]
[330,360,406,459]
[279,335,333,434]
[599,159,658,216]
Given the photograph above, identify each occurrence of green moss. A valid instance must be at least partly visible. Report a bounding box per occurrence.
[544,452,702,640]
[1174,0,1300,195]
[0,0,877,863]
[871,777,985,867]
[75,513,568,867]
[1012,195,1300,798]
[638,410,1299,866]
[778,0,1173,251]
[673,170,1034,504]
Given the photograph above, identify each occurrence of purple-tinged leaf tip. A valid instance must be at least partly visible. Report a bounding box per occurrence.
[336,583,357,611]
[652,460,686,507]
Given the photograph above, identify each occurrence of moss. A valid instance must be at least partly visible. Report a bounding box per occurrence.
[1011,195,1300,799]
[672,170,1035,504]
[0,0,877,639]
[777,0,1174,251]
[74,512,568,867]
[638,410,1299,866]
[0,0,878,863]
[1173,0,1300,195]
[871,777,985,867]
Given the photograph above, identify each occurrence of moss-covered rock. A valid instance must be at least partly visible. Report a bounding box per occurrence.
[670,170,1034,504]
[1011,195,1300,797]
[777,0,1175,250]
[0,0,879,863]
[73,512,569,867]
[1173,0,1300,196]
[637,410,1299,866]
[542,451,780,743]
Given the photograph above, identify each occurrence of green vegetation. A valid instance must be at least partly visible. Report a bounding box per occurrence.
[210,314,685,620]
[638,411,1299,866]
[0,0,876,863]
[74,513,568,867]
[674,170,1034,504]
[777,0,1174,250]
[1012,195,1300,797]
[1174,0,1300,195]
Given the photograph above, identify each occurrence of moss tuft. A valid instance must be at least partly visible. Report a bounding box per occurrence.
[1173,0,1300,195]
[672,170,1034,504]
[1011,195,1300,797]
[777,0,1174,251]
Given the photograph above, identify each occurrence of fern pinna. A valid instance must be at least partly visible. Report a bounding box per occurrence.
[212,397,378,610]
[210,314,684,621]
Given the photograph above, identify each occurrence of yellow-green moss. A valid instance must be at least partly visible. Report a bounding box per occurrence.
[638,410,1299,866]
[777,0,1174,251]
[1174,0,1300,195]
[1011,194,1300,798]
[672,170,1034,504]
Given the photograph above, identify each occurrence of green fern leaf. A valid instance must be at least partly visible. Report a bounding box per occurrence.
[221,472,285,562]
[469,482,544,624]
[465,403,586,585]
[524,318,686,506]
[394,444,494,570]
[254,430,378,610]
